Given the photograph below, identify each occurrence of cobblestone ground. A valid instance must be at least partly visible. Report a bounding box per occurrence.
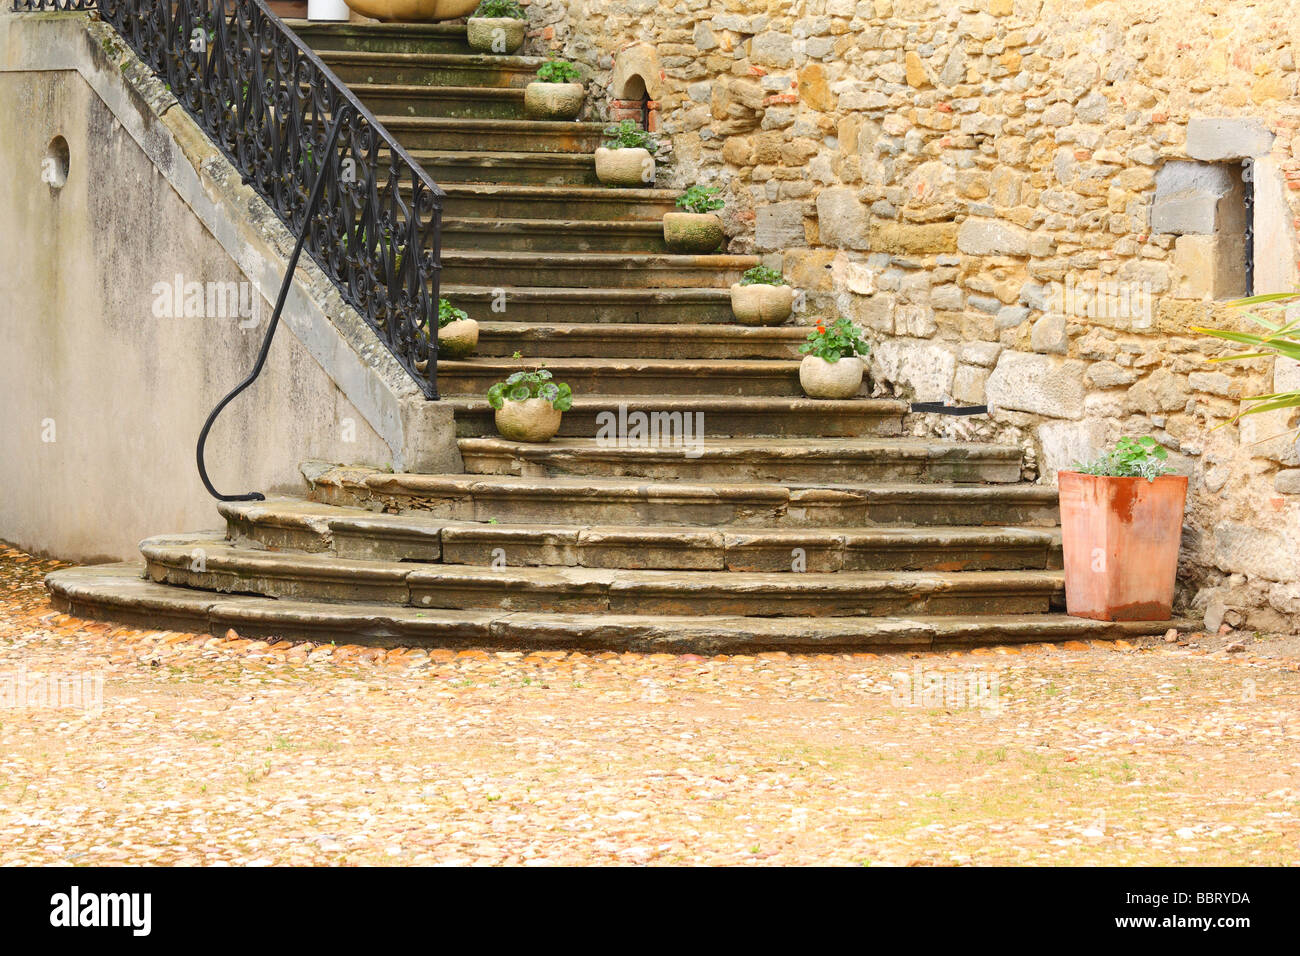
[2,543,1298,866]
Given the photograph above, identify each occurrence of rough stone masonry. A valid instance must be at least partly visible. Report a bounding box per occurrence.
[518,0,1300,631]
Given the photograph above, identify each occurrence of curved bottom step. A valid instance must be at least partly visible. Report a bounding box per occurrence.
[48,565,1188,654]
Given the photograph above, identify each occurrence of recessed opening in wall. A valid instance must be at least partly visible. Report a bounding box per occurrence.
[611,72,653,130]
[42,135,70,190]
[1151,159,1252,300]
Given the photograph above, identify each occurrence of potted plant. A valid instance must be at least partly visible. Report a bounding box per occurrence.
[1059,438,1187,622]
[436,298,478,359]
[343,0,479,21]
[731,264,795,326]
[797,318,869,398]
[487,365,573,442]
[524,56,584,120]
[466,0,528,53]
[595,119,658,186]
[663,185,725,253]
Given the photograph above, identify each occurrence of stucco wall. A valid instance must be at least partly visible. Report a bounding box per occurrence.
[0,28,394,561]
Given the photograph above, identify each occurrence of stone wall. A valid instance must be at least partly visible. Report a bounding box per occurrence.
[532,0,1300,631]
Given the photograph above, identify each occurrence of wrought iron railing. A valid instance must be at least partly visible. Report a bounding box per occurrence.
[12,0,445,400]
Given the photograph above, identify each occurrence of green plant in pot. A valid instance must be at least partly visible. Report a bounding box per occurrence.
[797,318,869,398]
[487,365,573,442]
[731,264,795,326]
[524,55,584,120]
[1059,437,1186,622]
[414,298,478,366]
[596,119,658,186]
[466,0,528,54]
[435,298,478,359]
[663,184,725,253]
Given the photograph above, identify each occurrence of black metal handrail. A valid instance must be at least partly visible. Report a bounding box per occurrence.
[196,105,351,502]
[13,0,444,402]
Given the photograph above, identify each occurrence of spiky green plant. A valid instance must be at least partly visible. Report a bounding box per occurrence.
[1193,291,1300,424]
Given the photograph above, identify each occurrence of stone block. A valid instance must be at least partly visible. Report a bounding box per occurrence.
[952,364,988,405]
[1213,520,1300,582]
[755,201,807,251]
[1084,361,1137,389]
[815,187,870,250]
[1186,117,1275,162]
[870,338,957,403]
[1171,234,1248,300]
[957,217,1032,256]
[1187,371,1240,398]
[1038,419,1110,481]
[1150,161,1248,235]
[986,352,1087,419]
[867,220,958,255]
[1274,469,1300,495]
[960,341,1002,367]
[1030,313,1068,354]
[995,305,1030,329]
[1126,368,1186,414]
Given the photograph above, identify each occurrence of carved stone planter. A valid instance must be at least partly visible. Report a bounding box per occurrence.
[495,398,563,442]
[438,318,478,359]
[663,212,724,253]
[466,17,527,54]
[342,0,478,22]
[799,355,864,399]
[730,283,794,326]
[524,82,584,120]
[595,147,654,186]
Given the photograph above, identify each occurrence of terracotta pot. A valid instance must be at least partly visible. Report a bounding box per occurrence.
[799,354,864,399]
[595,146,655,186]
[466,17,527,53]
[495,397,563,442]
[438,318,478,359]
[663,212,724,253]
[1058,471,1188,621]
[342,0,477,22]
[730,282,794,326]
[524,81,584,120]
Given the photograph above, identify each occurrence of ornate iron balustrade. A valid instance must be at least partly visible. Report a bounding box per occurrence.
[12,0,445,400]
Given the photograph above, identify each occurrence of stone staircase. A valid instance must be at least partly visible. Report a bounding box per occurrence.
[45,19,1181,653]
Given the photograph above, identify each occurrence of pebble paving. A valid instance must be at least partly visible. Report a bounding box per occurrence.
[2,543,1297,865]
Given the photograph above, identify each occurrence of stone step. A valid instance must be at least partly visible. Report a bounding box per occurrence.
[406,148,597,186]
[435,357,808,397]
[319,50,543,89]
[458,437,1025,484]
[442,217,667,253]
[439,183,680,221]
[380,116,605,153]
[288,19,473,55]
[440,251,757,289]
[220,499,1059,572]
[48,565,1181,653]
[139,535,1061,617]
[305,466,1061,528]
[353,83,527,120]
[439,285,733,324]
[471,323,805,359]
[447,395,907,438]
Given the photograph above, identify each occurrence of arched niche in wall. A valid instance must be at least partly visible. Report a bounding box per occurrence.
[609,43,662,130]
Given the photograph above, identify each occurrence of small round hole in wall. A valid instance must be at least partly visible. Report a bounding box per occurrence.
[43,135,70,190]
